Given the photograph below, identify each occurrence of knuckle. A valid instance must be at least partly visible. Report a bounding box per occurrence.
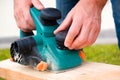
[17,25,21,29]
[23,10,31,23]
[87,40,93,45]
[91,38,96,44]
[14,9,20,16]
[69,30,77,36]
[95,23,100,30]
[65,39,71,46]
[30,25,36,30]
[78,38,87,43]
[88,38,96,45]
[62,23,69,28]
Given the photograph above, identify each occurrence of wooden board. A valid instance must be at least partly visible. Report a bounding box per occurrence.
[0,59,120,80]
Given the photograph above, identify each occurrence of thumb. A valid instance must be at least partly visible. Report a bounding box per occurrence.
[32,0,44,10]
[54,14,72,34]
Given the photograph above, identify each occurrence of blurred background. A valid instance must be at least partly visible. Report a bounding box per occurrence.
[0,1,120,77]
[0,0,117,48]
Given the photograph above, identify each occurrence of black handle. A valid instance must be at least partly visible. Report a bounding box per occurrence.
[40,8,61,26]
[20,30,34,38]
[55,28,69,49]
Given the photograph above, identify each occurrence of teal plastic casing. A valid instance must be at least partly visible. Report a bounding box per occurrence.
[20,7,82,71]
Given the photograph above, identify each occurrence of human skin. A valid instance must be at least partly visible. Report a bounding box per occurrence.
[14,0,107,49]
[54,0,107,49]
[14,0,44,32]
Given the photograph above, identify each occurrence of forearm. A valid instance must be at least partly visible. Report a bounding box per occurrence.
[78,0,107,18]
[80,0,107,9]
[55,0,105,49]
[94,0,107,10]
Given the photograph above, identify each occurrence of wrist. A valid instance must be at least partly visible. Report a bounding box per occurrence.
[93,0,107,10]
[80,0,107,11]
[78,0,107,18]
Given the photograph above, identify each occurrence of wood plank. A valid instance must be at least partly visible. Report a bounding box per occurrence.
[0,59,120,80]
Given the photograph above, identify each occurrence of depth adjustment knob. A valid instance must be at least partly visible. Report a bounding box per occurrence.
[40,8,61,26]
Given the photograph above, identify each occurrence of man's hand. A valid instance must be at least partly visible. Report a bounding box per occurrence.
[14,0,44,32]
[54,0,107,49]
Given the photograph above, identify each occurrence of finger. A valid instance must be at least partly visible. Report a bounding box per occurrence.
[20,16,33,32]
[54,13,72,34]
[20,27,32,32]
[83,20,100,47]
[14,9,28,31]
[70,21,91,49]
[64,17,82,49]
[77,28,99,49]
[32,0,44,10]
[23,7,36,30]
[74,20,100,49]
[87,24,100,45]
[17,9,33,32]
[20,15,31,32]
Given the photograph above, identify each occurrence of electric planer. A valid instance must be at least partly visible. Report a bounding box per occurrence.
[10,7,85,71]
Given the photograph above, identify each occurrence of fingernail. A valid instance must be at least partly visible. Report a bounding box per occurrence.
[54,30,56,34]
[69,47,73,50]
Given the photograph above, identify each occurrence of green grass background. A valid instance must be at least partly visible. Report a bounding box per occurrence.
[0,44,120,80]
[84,44,120,65]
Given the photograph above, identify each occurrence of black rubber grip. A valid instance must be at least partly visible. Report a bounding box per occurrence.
[40,8,61,26]
[55,28,69,49]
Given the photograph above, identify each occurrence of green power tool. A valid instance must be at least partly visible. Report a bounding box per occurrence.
[10,7,85,71]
